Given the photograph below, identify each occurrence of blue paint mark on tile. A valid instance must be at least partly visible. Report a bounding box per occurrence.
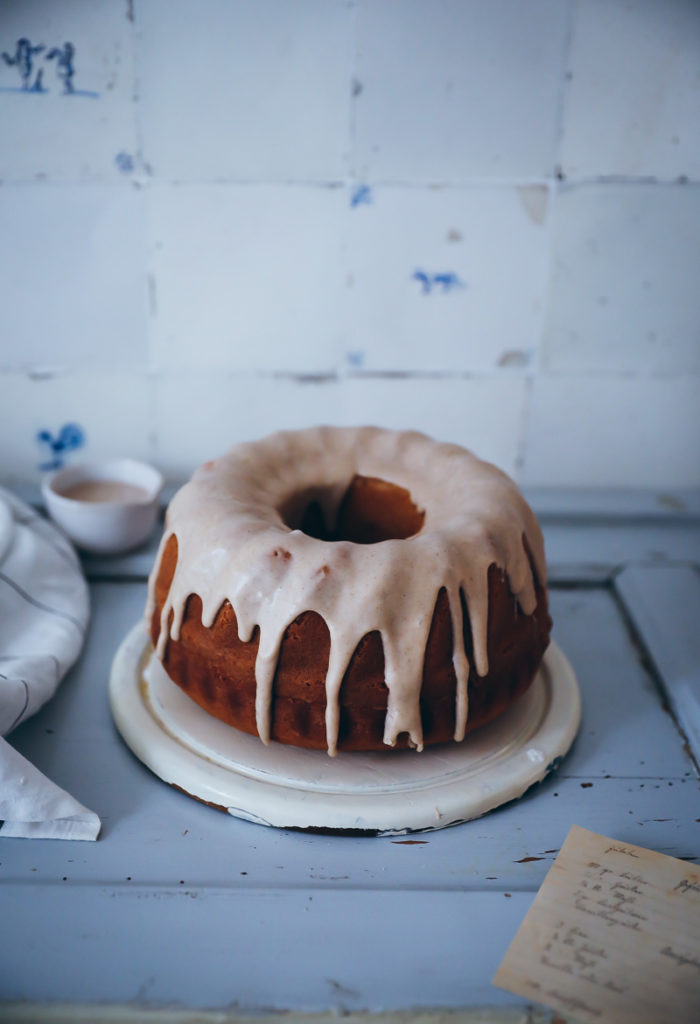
[36,423,85,472]
[346,350,365,368]
[0,85,45,94]
[68,88,100,99]
[45,42,76,94]
[1,37,98,97]
[433,272,466,292]
[115,151,135,173]
[412,269,466,294]
[412,270,433,294]
[350,184,372,208]
[1,39,46,91]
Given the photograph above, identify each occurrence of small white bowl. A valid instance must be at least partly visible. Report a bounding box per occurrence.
[42,458,164,555]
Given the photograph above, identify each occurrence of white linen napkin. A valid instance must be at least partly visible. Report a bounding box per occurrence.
[0,486,100,840]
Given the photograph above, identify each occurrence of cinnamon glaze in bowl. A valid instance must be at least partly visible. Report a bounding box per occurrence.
[43,458,163,555]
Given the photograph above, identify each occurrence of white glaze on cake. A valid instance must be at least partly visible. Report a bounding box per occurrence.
[146,426,546,755]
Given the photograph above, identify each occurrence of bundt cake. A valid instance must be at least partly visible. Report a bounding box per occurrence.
[146,426,551,755]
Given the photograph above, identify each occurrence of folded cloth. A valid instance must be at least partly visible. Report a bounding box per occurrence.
[0,487,100,840]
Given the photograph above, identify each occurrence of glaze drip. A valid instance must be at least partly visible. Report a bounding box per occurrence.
[145,426,546,755]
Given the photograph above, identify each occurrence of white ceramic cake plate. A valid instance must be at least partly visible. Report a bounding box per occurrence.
[109,623,581,835]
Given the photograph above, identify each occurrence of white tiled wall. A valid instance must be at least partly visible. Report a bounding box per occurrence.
[0,185,148,371]
[543,183,700,375]
[340,184,550,372]
[153,372,527,480]
[354,0,569,181]
[149,182,347,372]
[0,0,698,490]
[0,0,137,181]
[560,0,700,180]
[0,371,153,480]
[523,375,700,489]
[137,0,353,182]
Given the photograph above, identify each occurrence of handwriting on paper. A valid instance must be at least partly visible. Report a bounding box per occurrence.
[493,825,700,1024]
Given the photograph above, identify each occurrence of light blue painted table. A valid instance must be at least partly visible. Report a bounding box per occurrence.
[1,490,698,1021]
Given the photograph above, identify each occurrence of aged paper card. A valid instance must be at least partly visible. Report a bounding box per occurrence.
[493,825,700,1023]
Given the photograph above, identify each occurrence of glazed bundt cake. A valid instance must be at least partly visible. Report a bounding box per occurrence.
[146,426,551,754]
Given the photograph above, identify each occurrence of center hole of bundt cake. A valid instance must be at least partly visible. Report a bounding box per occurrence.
[295,474,425,544]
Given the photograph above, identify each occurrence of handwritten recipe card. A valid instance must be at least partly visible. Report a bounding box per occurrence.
[494,825,700,1023]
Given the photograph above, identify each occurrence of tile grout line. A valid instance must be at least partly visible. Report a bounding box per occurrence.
[552,0,578,181]
[3,174,698,190]
[128,2,161,464]
[348,0,360,183]
[518,0,578,486]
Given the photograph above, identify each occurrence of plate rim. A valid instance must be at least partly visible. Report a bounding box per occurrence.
[109,623,581,834]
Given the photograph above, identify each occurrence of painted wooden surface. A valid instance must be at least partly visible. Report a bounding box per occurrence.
[0,511,699,1016]
[615,564,700,762]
